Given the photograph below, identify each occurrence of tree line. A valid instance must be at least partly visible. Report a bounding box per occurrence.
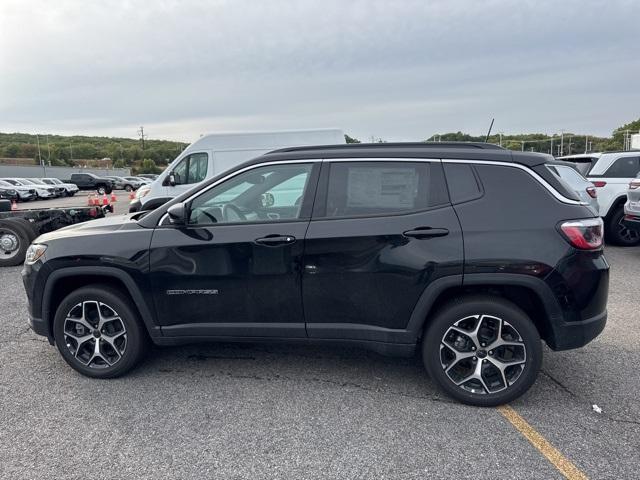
[1,117,639,170]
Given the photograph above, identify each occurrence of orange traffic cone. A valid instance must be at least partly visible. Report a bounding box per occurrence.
[11,200,17,211]
[102,193,109,206]
[110,191,117,203]
[87,193,93,206]
[93,194,99,206]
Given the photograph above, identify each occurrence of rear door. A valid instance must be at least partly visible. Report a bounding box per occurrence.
[302,159,463,343]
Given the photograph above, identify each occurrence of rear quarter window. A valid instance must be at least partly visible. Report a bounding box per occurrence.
[443,163,483,204]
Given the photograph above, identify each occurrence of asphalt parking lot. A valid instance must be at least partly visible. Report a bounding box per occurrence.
[1,195,639,479]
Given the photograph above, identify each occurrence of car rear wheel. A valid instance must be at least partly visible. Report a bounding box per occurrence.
[0,219,30,266]
[422,295,542,406]
[97,186,106,195]
[53,286,147,378]
[606,207,640,246]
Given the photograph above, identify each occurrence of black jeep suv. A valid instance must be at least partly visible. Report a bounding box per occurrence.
[22,143,609,406]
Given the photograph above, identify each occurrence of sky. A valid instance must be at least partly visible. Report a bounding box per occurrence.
[0,0,638,143]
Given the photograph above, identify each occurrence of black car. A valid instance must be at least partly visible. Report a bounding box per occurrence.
[22,143,609,406]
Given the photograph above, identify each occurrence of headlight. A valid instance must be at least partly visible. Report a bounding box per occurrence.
[25,244,47,265]
[135,185,151,199]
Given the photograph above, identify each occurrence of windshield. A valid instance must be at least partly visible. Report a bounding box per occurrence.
[17,178,35,185]
[0,180,14,187]
[29,179,46,185]
[3,179,21,186]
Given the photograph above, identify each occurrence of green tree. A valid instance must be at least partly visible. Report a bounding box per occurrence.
[138,158,161,174]
[345,134,360,144]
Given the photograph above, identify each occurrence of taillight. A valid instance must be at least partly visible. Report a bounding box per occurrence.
[629,179,640,190]
[559,218,604,250]
[592,181,607,188]
[586,186,597,198]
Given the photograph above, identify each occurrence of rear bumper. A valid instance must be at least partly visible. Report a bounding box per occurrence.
[545,310,607,350]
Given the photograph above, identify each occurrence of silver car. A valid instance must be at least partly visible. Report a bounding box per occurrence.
[547,162,599,213]
[623,174,640,235]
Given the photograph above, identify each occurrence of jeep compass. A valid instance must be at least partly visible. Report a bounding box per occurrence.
[22,143,609,406]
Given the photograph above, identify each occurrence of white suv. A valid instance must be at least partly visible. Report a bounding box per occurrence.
[558,151,640,246]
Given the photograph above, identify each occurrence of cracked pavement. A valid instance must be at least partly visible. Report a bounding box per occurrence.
[0,246,639,479]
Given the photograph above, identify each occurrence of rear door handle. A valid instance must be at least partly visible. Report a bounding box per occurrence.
[402,227,449,239]
[255,234,296,246]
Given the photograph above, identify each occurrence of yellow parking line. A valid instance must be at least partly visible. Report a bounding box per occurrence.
[497,405,588,480]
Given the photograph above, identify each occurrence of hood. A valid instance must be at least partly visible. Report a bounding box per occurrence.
[36,213,144,243]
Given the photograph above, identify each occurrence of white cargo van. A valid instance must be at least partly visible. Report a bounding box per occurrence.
[133,129,345,211]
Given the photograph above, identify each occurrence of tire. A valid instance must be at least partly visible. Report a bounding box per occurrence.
[422,295,542,407]
[97,186,106,195]
[5,218,38,242]
[53,285,148,378]
[606,207,640,246]
[0,219,30,266]
[125,185,133,192]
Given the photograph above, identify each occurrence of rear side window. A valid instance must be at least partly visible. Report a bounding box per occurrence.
[443,163,483,204]
[603,156,640,178]
[321,161,446,218]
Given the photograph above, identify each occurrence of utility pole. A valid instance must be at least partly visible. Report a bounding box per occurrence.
[36,134,43,166]
[550,135,554,156]
[521,141,525,151]
[585,136,589,154]
[567,136,572,155]
[138,126,147,151]
[46,135,51,164]
[69,144,73,162]
[560,130,565,157]
[498,132,503,147]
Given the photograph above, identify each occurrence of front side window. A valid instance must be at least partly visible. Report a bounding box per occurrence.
[188,163,313,225]
[322,162,434,217]
[172,153,208,185]
[604,156,640,178]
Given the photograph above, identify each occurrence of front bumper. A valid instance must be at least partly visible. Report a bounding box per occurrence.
[622,214,640,232]
[27,313,53,344]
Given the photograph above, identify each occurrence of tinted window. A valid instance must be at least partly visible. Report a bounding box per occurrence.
[443,163,482,204]
[188,163,313,225]
[173,153,209,185]
[323,162,434,217]
[604,157,640,178]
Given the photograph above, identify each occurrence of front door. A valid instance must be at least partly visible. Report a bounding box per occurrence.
[302,160,463,343]
[149,161,319,338]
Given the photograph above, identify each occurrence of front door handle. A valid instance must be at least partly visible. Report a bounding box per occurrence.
[255,234,296,246]
[403,227,449,239]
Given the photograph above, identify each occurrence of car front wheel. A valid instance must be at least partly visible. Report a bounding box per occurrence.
[422,296,542,406]
[53,285,147,378]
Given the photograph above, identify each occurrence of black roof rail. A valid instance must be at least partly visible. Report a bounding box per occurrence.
[273,141,506,154]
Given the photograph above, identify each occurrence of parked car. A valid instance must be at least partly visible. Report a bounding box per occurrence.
[40,178,79,196]
[128,176,151,185]
[0,180,36,201]
[559,151,640,245]
[105,176,142,192]
[623,174,640,235]
[546,161,599,212]
[27,178,66,197]
[0,186,19,201]
[131,129,345,212]
[137,174,159,181]
[23,142,608,406]
[1,178,57,199]
[66,173,114,194]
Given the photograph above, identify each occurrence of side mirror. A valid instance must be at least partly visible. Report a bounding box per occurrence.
[166,203,187,225]
[163,173,176,187]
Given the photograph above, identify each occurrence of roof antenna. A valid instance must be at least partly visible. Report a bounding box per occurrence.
[484,118,495,142]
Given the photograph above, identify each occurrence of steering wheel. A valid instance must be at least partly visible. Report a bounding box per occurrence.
[222,203,247,222]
